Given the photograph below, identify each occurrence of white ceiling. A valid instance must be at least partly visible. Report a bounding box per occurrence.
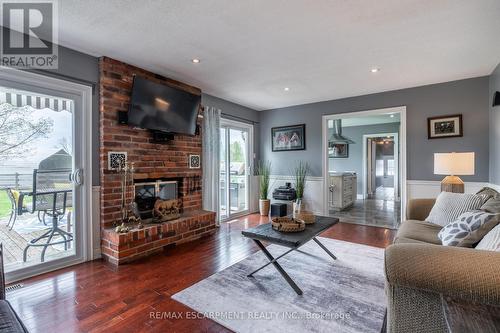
[59,0,500,111]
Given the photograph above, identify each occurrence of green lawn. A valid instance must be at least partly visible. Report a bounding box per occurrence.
[0,191,11,218]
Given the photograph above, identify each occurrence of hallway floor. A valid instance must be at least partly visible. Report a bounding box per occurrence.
[329,189,401,229]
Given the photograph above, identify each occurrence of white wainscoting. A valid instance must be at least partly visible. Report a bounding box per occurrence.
[406,180,492,200]
[266,177,497,218]
[249,175,260,213]
[92,186,101,259]
[269,175,324,215]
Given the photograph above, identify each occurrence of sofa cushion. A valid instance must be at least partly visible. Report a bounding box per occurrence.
[475,224,500,252]
[393,236,430,244]
[438,211,500,247]
[395,220,442,245]
[481,195,500,214]
[0,300,28,333]
[426,192,487,227]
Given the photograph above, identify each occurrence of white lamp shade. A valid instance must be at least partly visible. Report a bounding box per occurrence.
[434,152,475,176]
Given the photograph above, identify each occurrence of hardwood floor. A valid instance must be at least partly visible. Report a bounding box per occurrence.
[329,197,401,229]
[7,214,396,333]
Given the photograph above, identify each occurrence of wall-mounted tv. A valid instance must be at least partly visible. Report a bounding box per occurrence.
[128,76,201,135]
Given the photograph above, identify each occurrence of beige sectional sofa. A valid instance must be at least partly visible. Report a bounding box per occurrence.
[384,198,500,332]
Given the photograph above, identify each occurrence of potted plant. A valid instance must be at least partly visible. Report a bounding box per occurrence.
[293,161,309,218]
[256,161,272,216]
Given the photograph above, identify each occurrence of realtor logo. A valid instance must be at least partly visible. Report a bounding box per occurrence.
[0,0,58,68]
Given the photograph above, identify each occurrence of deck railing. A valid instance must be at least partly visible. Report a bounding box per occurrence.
[0,173,32,189]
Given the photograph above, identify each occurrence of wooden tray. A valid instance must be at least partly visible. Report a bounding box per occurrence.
[271,217,306,233]
[295,211,315,224]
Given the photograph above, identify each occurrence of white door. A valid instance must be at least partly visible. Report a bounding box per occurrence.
[0,68,92,282]
[219,119,253,221]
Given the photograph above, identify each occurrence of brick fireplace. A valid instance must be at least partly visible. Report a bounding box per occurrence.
[99,57,216,265]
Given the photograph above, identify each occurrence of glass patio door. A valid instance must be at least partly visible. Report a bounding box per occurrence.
[219,120,252,220]
[0,68,91,282]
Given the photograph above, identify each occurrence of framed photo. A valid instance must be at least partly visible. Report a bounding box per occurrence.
[271,124,306,152]
[428,114,463,139]
[329,143,349,158]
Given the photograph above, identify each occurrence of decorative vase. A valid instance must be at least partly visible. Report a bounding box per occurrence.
[259,199,270,216]
[293,199,304,219]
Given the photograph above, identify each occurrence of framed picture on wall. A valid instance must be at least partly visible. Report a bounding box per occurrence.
[427,114,463,139]
[271,124,306,152]
[329,143,349,158]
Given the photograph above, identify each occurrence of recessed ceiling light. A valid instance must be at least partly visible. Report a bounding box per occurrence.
[370,68,380,73]
[284,87,290,91]
[191,58,201,63]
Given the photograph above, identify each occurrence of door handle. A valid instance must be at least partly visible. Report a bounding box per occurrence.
[71,169,84,186]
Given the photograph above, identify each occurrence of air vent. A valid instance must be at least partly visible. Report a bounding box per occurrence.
[5,283,24,292]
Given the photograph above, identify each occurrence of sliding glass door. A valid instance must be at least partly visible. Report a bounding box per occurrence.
[0,67,92,282]
[219,120,252,221]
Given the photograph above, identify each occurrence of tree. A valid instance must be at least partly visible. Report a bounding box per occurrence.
[57,137,72,155]
[230,141,243,162]
[0,104,53,160]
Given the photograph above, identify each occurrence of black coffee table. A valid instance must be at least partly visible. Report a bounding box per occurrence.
[241,215,339,295]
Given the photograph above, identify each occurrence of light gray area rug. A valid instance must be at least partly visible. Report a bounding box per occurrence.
[172,238,386,333]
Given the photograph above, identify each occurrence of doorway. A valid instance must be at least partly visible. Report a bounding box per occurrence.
[0,68,93,282]
[219,119,253,221]
[363,133,399,202]
[322,107,406,228]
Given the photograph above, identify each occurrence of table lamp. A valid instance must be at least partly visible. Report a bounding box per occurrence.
[434,152,475,193]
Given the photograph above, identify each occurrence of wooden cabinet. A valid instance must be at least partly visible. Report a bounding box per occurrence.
[329,173,357,210]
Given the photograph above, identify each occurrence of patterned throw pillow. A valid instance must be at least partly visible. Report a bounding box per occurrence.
[475,224,500,252]
[438,211,500,247]
[426,192,487,227]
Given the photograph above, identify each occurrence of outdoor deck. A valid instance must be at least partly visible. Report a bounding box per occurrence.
[0,212,73,268]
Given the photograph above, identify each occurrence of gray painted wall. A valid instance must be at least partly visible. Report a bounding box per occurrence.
[489,62,500,185]
[260,77,490,182]
[328,123,400,193]
[202,93,260,165]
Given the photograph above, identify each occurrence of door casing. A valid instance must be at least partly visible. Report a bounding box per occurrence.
[0,67,93,283]
[219,118,254,222]
[322,106,407,220]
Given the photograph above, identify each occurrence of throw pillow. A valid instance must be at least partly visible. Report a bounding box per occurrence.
[438,211,500,247]
[475,224,500,252]
[426,192,487,227]
[476,187,499,199]
[481,194,500,213]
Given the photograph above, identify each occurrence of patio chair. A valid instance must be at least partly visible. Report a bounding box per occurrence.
[20,169,73,263]
[4,188,28,231]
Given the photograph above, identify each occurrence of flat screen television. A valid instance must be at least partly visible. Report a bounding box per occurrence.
[128,76,201,135]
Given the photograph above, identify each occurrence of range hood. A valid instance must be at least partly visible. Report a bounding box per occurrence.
[329,119,355,144]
